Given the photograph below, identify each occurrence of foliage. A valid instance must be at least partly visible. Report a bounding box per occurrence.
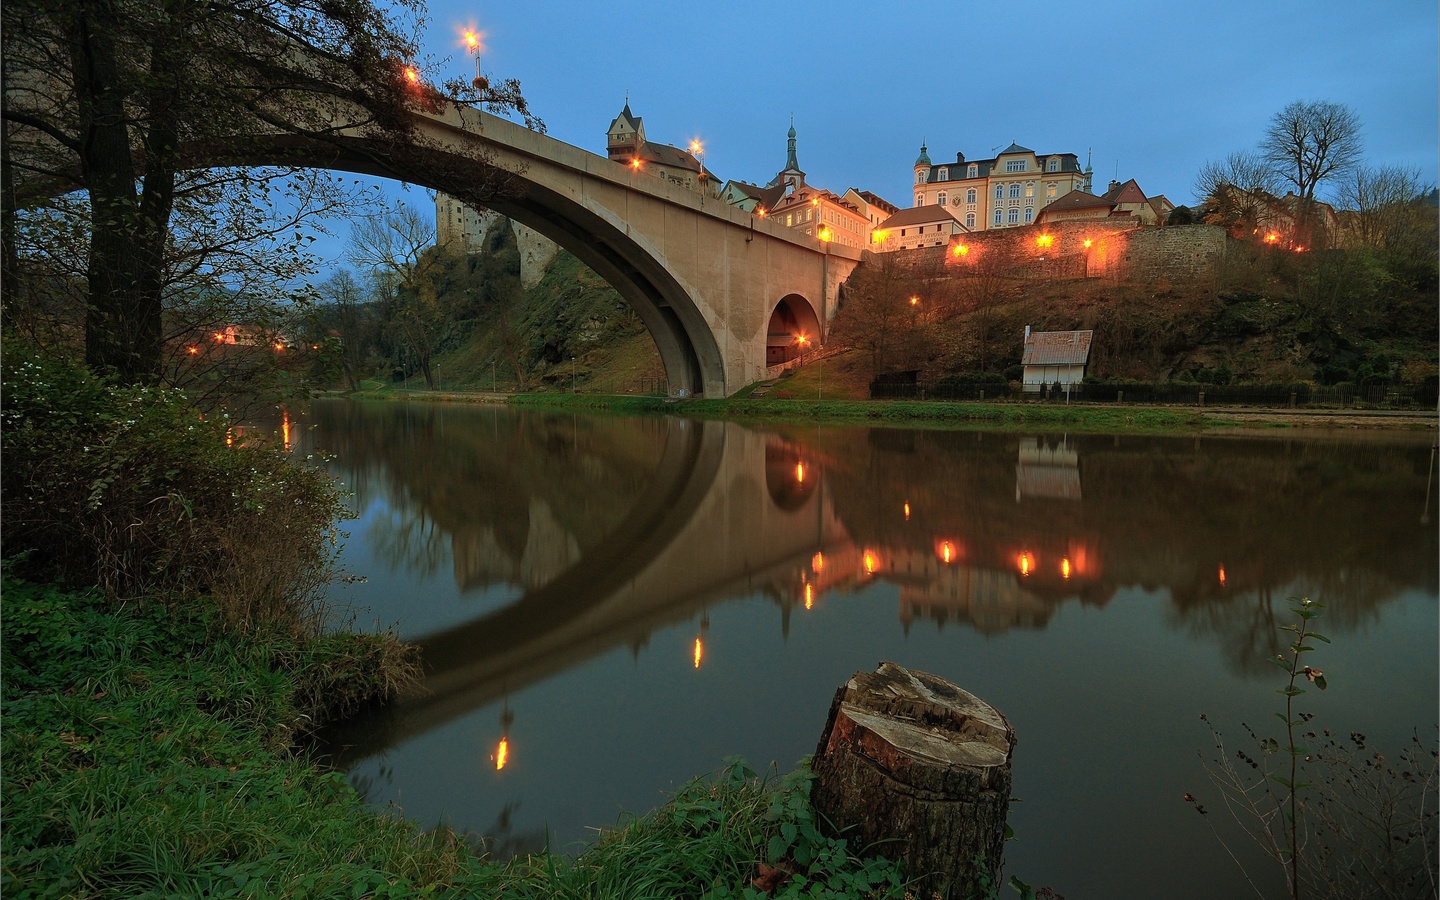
[1192,597,1438,900]
[1,345,344,633]
[0,578,443,900]
[1,0,536,384]
[489,759,904,900]
[0,580,896,899]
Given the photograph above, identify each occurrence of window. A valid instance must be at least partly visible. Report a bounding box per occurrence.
[901,228,907,236]
[966,188,977,203]
[967,164,977,178]
[1024,207,1034,223]
[994,184,1004,200]
[1005,159,1026,172]
[938,166,948,180]
[1025,182,1035,198]
[1047,158,1059,172]
[786,214,793,226]
[916,171,926,184]
[1046,183,1057,199]
[915,194,923,206]
[966,213,975,228]
[1009,183,1021,199]
[1007,208,1019,224]
[937,192,946,206]
[1025,197,1034,207]
[993,208,1003,226]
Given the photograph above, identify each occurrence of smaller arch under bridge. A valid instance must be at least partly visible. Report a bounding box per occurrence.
[270,104,862,396]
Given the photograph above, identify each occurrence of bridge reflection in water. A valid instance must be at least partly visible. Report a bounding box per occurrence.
[300,401,1435,894]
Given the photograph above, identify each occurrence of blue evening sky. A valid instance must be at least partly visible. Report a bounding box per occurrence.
[325,0,1437,264]
[423,0,1435,201]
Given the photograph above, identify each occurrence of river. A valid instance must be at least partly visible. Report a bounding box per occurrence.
[290,399,1437,898]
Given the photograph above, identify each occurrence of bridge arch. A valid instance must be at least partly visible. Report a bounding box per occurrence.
[766,292,821,366]
[22,101,862,395]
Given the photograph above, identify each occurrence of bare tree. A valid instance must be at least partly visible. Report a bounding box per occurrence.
[1261,100,1363,241]
[1335,165,1433,252]
[952,240,1019,373]
[1194,151,1281,235]
[348,202,447,389]
[317,269,375,391]
[830,252,929,379]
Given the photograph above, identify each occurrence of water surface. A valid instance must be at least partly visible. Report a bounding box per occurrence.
[296,401,1438,898]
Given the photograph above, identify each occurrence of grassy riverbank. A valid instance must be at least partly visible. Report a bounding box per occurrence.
[1,577,904,899]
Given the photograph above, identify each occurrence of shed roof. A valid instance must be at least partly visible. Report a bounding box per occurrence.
[878,204,966,229]
[1022,330,1094,366]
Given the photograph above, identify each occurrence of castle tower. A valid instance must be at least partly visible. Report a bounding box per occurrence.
[913,143,932,206]
[606,100,646,163]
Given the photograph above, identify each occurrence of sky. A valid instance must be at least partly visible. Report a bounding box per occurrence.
[325,0,1438,263]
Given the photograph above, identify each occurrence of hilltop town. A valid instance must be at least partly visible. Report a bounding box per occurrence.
[427,101,1436,401]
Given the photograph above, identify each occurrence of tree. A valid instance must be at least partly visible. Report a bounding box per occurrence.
[1194,150,1281,235]
[317,269,375,391]
[2,0,536,384]
[348,202,450,390]
[830,252,930,379]
[1260,100,1363,242]
[1335,165,1435,255]
[951,240,1019,373]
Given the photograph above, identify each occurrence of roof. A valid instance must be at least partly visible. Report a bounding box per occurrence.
[878,204,965,229]
[1102,178,1148,205]
[1040,189,1115,213]
[914,143,932,168]
[637,142,717,180]
[855,190,899,214]
[998,142,1034,156]
[1022,330,1094,366]
[608,103,641,133]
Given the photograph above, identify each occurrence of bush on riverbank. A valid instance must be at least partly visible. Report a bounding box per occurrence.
[1,347,344,634]
[1,578,903,899]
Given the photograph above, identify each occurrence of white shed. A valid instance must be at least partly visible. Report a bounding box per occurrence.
[1021,327,1093,392]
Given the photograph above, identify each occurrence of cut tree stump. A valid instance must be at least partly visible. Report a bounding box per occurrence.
[810,662,1015,900]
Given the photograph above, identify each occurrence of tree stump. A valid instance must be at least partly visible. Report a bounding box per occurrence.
[810,662,1015,900]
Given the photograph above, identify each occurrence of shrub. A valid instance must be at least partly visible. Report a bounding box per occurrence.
[1,346,345,634]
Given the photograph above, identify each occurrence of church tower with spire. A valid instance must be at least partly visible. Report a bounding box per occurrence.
[770,119,806,196]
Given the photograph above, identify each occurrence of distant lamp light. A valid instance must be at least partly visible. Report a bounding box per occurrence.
[403,66,419,84]
[952,242,969,257]
[1264,232,1280,244]
[909,295,919,306]
[819,225,833,242]
[1036,234,1054,248]
[1018,552,1033,577]
[1082,238,1093,249]
[630,157,642,170]
[863,551,879,575]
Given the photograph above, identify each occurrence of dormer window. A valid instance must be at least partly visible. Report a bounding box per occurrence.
[1005,159,1026,173]
[938,166,948,181]
[967,164,978,178]
[1047,158,1060,172]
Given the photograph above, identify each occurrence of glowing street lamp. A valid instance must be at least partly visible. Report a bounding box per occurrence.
[462,27,488,92]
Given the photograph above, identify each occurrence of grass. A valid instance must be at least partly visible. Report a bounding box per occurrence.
[1,577,904,899]
[506,392,1233,434]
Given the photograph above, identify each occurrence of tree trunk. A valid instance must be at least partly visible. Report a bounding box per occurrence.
[810,662,1015,900]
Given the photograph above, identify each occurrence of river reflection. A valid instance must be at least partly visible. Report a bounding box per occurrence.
[298,401,1437,899]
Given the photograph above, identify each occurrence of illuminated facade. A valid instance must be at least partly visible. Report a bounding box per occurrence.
[871,204,968,251]
[912,142,1090,231]
[606,101,720,197]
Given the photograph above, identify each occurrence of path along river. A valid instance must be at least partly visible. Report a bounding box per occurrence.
[282,399,1437,899]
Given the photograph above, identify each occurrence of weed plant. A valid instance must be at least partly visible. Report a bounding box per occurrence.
[1192,597,1438,899]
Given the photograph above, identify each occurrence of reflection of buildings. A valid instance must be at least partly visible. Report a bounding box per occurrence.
[1015,435,1081,500]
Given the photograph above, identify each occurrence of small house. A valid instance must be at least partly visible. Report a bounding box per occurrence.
[1021,327,1092,392]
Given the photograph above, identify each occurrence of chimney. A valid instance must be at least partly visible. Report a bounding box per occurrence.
[1109,180,1121,193]
[1024,325,1031,341]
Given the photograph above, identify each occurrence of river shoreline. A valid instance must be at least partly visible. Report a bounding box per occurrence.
[343,388,1438,435]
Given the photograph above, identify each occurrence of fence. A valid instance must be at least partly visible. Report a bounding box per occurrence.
[869,379,1439,410]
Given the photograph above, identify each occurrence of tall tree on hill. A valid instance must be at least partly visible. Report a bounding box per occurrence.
[1260,100,1363,245]
[2,0,536,384]
[1335,165,1436,257]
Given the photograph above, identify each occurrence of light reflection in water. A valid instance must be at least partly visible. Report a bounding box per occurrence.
[296,402,1437,900]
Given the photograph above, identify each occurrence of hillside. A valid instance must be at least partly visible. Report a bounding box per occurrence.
[420,227,1436,399]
